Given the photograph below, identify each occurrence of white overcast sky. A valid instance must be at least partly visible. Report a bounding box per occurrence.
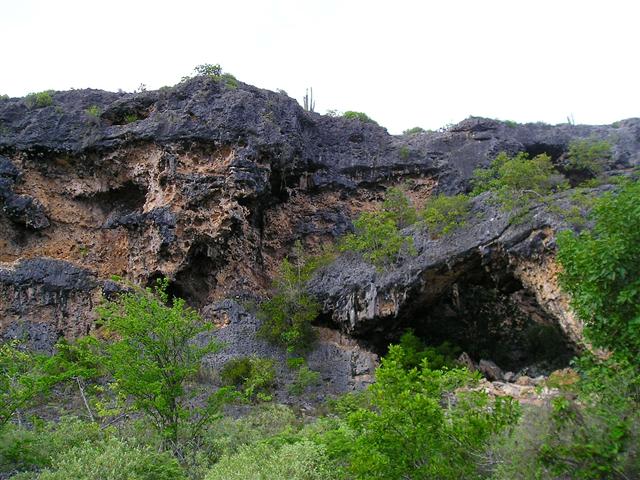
[1,0,638,133]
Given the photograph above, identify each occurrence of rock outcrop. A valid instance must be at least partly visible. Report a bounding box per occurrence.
[1,77,639,392]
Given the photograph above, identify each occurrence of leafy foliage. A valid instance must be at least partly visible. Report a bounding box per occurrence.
[340,188,417,266]
[85,105,101,118]
[557,179,640,358]
[258,242,331,353]
[220,357,276,402]
[403,126,426,135]
[393,330,460,370]
[492,356,640,480]
[32,437,185,480]
[205,440,333,480]
[96,278,227,452]
[567,138,612,175]
[0,417,101,475]
[472,151,567,212]
[421,193,471,236]
[342,111,378,124]
[0,342,69,429]
[320,345,520,479]
[382,186,418,228]
[289,365,321,396]
[24,90,53,109]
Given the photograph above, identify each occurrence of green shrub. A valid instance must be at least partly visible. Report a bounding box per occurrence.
[94,278,228,452]
[382,186,417,228]
[205,440,333,480]
[403,126,425,135]
[0,94,9,101]
[201,404,299,461]
[557,179,640,358]
[0,341,70,429]
[220,357,276,402]
[24,91,53,109]
[420,193,470,236]
[194,63,222,77]
[567,138,612,174]
[0,417,102,475]
[34,437,185,480]
[340,188,417,266]
[503,120,518,128]
[289,366,321,396]
[340,210,412,266]
[342,111,377,124]
[258,242,331,353]
[85,105,101,118]
[399,145,410,159]
[393,330,460,370]
[123,113,139,123]
[320,344,520,479]
[472,151,567,212]
[221,73,238,89]
[492,357,640,480]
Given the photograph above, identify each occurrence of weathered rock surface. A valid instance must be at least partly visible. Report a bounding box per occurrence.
[203,300,377,402]
[1,77,639,390]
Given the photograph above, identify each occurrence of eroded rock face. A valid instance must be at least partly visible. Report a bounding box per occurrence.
[203,300,377,401]
[0,78,639,380]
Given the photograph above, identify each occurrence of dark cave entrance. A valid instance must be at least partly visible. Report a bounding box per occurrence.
[375,253,576,376]
[146,243,219,309]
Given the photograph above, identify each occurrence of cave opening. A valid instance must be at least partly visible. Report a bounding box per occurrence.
[373,253,576,377]
[83,180,148,215]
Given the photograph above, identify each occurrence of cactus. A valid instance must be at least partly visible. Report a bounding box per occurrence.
[303,87,315,112]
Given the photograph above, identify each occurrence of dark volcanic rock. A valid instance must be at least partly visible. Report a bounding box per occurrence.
[203,300,377,402]
[0,76,638,378]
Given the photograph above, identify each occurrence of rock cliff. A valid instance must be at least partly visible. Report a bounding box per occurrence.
[1,77,639,393]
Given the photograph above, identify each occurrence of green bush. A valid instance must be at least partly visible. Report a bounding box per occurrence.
[567,138,612,174]
[24,91,53,109]
[201,404,299,461]
[340,211,412,266]
[220,357,276,401]
[472,151,567,212]
[0,341,70,429]
[33,437,185,480]
[393,330,460,371]
[492,357,640,480]
[320,344,520,479]
[94,278,227,452]
[258,242,331,353]
[123,113,139,123]
[340,188,417,266]
[85,105,101,118]
[421,193,470,236]
[382,186,417,228]
[205,440,333,480]
[403,126,425,135]
[557,179,640,358]
[289,365,321,396]
[342,111,377,125]
[0,417,101,475]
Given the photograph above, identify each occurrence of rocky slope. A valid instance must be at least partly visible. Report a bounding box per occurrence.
[1,77,639,395]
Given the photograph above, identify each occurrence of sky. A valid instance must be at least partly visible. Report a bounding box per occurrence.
[1,0,638,134]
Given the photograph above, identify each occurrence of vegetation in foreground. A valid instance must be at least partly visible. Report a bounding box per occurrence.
[1,173,639,478]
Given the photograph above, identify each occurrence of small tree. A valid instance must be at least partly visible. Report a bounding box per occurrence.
[0,342,63,429]
[567,138,612,175]
[382,187,417,228]
[557,179,640,359]
[97,279,228,454]
[472,151,567,212]
[258,241,329,353]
